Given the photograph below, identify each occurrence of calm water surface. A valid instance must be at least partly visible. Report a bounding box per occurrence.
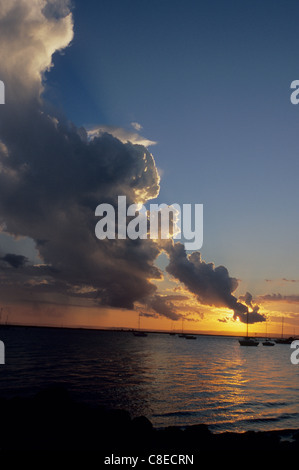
[0,326,299,433]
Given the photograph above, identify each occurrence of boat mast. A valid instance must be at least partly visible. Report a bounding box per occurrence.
[246,310,249,337]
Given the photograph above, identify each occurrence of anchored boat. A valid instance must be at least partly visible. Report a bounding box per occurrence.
[239,310,259,346]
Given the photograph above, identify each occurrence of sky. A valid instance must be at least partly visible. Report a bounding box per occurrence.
[0,0,299,336]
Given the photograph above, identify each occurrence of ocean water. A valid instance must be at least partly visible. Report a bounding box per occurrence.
[0,326,299,434]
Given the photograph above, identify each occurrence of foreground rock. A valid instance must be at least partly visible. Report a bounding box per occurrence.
[0,387,298,451]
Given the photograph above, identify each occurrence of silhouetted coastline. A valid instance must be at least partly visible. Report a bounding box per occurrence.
[0,386,298,452]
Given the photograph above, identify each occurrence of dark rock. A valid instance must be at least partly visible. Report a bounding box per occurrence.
[0,387,297,451]
[131,415,153,433]
[184,423,213,450]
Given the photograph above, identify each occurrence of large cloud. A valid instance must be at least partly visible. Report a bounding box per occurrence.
[0,0,162,313]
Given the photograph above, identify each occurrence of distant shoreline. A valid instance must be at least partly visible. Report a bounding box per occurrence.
[0,322,293,340]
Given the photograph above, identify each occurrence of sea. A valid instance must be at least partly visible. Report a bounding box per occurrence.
[0,326,299,434]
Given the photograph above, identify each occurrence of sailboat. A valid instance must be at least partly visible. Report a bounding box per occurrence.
[275,317,294,344]
[178,319,196,339]
[178,319,186,337]
[262,338,275,346]
[262,322,275,346]
[132,314,148,337]
[239,310,259,346]
[0,307,9,329]
[184,334,197,340]
[169,321,176,335]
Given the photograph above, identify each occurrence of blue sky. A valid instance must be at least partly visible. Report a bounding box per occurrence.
[44,0,299,293]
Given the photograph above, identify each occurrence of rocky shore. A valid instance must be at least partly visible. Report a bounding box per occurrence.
[0,387,298,451]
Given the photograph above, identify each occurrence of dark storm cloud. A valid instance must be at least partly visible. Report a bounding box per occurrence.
[1,253,28,268]
[164,241,266,324]
[139,311,159,319]
[242,291,253,308]
[232,308,266,324]
[0,124,162,308]
[145,294,189,321]
[165,242,240,309]
[235,291,265,323]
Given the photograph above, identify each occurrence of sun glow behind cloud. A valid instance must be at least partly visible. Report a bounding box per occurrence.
[87,125,157,148]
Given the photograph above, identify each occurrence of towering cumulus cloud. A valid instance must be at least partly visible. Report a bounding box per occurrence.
[0,0,74,102]
[0,0,162,312]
